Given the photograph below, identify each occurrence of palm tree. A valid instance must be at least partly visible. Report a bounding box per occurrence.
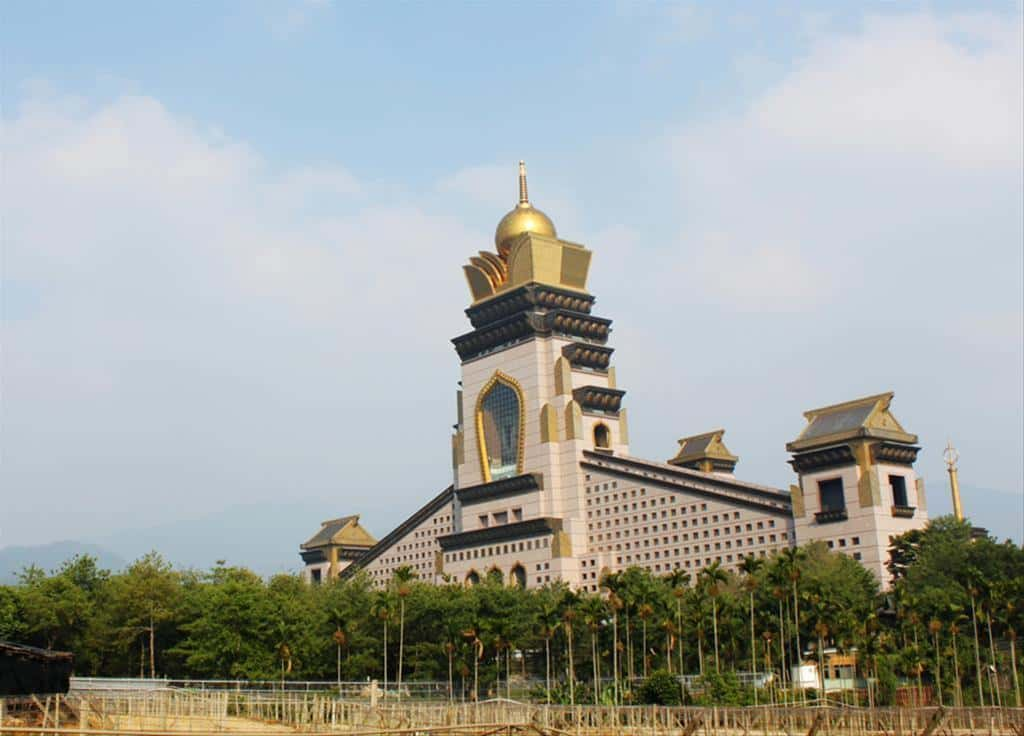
[968,582,985,705]
[1008,625,1021,708]
[605,586,624,705]
[371,595,391,695]
[664,569,690,682]
[537,594,561,703]
[779,548,805,669]
[772,586,788,695]
[637,602,654,677]
[391,566,416,702]
[949,616,964,707]
[333,626,347,688]
[563,595,579,706]
[761,631,775,705]
[462,627,483,701]
[739,555,763,702]
[981,593,1003,708]
[928,619,943,706]
[660,618,677,673]
[699,562,728,673]
[813,620,828,697]
[444,641,456,702]
[581,595,606,705]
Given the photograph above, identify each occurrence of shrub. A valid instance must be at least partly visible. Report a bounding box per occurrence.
[694,671,750,706]
[638,670,682,705]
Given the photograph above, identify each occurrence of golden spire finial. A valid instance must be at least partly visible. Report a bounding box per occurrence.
[493,160,556,255]
[943,440,964,521]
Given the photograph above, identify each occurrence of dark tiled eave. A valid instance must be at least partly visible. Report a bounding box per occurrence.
[453,309,612,362]
[872,442,920,466]
[788,444,857,473]
[456,473,543,506]
[465,284,595,329]
[300,547,368,565]
[573,385,626,414]
[438,517,562,552]
[341,485,454,579]
[562,342,614,371]
[581,451,791,515]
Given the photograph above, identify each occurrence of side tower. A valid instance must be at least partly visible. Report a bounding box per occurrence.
[299,515,377,583]
[786,392,928,587]
[440,163,629,588]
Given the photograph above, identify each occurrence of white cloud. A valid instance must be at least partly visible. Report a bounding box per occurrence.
[752,13,1023,168]
[0,90,479,547]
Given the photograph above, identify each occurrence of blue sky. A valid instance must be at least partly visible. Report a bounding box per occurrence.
[2,1,1021,562]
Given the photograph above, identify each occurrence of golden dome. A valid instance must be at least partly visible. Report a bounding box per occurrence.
[494,161,556,256]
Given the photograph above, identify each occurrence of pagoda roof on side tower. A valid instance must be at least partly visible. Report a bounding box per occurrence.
[300,515,377,550]
[786,391,918,453]
[669,429,739,466]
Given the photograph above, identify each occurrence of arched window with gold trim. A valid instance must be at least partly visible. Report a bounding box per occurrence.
[476,373,524,481]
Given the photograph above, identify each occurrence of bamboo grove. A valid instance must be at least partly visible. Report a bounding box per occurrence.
[1,516,1020,706]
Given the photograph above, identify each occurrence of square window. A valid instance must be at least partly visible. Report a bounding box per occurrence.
[890,475,909,506]
[818,478,846,512]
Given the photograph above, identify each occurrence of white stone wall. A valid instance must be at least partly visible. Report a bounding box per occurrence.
[577,467,796,592]
[461,498,535,531]
[442,534,571,587]
[454,334,628,560]
[363,505,455,586]
[302,560,329,584]
[793,461,927,588]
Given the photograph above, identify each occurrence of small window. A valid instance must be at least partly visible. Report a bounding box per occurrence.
[512,507,523,522]
[890,475,909,507]
[310,568,322,584]
[818,478,845,512]
[479,515,489,528]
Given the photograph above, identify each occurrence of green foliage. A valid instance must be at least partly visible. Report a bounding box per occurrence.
[694,671,749,705]
[638,669,681,705]
[0,522,1019,709]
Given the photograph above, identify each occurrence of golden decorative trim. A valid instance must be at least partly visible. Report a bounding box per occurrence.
[564,400,583,440]
[618,408,629,446]
[554,356,572,395]
[328,546,339,580]
[607,366,616,389]
[790,484,806,518]
[539,403,558,444]
[474,371,527,483]
[551,530,572,558]
[854,442,879,507]
[916,477,927,512]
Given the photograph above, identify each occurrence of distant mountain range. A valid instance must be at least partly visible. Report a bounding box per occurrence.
[0,541,127,583]
[1,485,1019,584]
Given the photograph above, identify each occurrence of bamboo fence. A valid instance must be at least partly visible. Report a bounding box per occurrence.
[1,691,1021,736]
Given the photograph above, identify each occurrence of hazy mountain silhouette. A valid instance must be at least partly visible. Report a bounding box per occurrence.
[0,541,127,583]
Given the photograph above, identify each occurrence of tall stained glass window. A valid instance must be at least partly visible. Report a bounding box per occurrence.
[479,380,521,480]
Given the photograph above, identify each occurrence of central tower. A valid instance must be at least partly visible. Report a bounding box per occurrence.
[442,163,628,586]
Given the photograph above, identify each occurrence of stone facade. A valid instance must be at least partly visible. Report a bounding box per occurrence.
[303,167,929,590]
